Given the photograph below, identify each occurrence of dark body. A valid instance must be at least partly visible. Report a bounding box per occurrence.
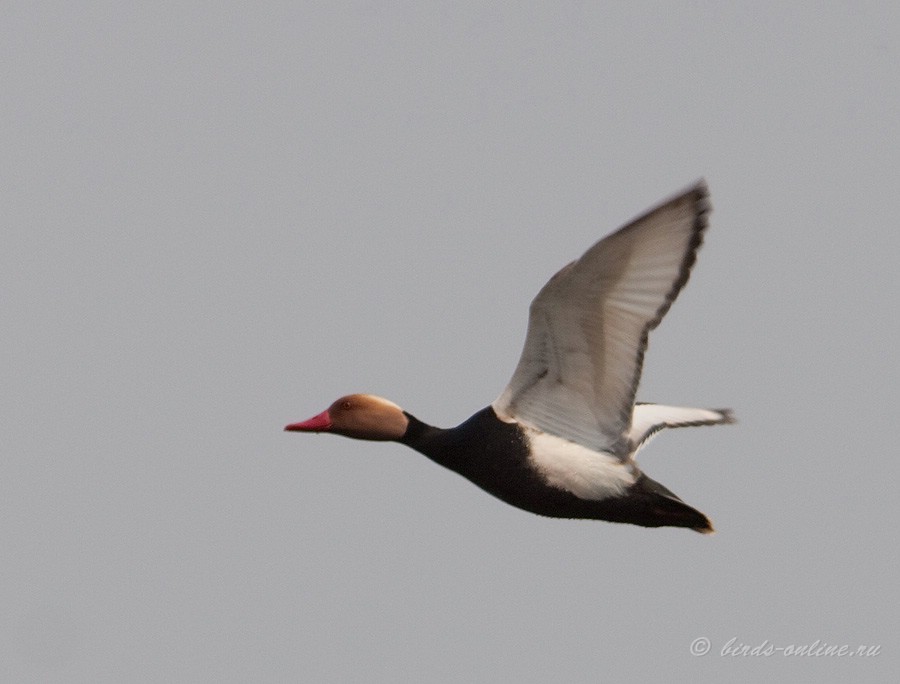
[400,406,709,531]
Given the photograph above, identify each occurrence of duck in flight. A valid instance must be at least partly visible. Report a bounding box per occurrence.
[286,182,733,532]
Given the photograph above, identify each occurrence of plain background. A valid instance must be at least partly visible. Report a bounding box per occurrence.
[4,2,898,682]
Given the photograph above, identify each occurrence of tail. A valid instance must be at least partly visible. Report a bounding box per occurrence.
[629,403,735,452]
[630,474,715,534]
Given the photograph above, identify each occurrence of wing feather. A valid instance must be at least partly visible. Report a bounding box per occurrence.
[629,403,736,451]
[492,182,710,456]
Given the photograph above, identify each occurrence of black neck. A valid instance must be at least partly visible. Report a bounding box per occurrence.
[398,412,453,465]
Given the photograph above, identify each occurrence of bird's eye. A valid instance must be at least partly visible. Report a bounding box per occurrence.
[341,401,352,410]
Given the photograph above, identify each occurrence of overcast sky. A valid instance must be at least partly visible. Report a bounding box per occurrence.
[4,2,898,682]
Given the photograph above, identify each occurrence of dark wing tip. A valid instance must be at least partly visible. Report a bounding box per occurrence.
[713,408,737,425]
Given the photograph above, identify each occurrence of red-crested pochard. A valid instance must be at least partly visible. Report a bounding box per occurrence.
[286,182,733,532]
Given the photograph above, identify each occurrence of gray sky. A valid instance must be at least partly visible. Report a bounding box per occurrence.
[4,2,898,682]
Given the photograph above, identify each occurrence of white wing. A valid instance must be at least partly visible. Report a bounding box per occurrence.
[492,182,710,456]
[628,403,735,452]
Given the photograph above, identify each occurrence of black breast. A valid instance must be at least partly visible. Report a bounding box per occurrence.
[400,406,591,516]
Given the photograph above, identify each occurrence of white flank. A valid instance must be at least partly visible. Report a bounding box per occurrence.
[526,430,637,500]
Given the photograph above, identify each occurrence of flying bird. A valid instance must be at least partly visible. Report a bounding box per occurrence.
[286,182,733,532]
